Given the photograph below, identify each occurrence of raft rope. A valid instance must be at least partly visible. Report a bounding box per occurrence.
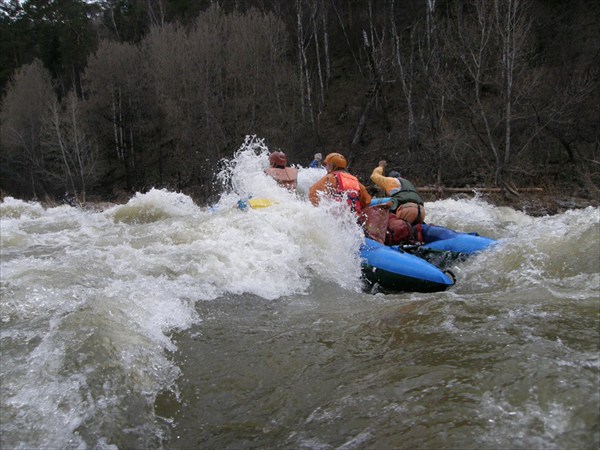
[443,269,457,284]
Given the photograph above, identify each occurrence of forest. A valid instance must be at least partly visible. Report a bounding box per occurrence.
[0,0,598,205]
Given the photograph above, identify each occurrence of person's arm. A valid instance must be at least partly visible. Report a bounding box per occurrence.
[308,174,335,205]
[358,183,372,208]
[370,161,398,195]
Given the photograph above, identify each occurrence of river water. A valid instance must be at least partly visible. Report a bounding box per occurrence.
[1,141,599,449]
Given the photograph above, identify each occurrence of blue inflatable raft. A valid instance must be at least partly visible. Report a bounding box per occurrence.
[360,238,455,292]
[361,198,497,291]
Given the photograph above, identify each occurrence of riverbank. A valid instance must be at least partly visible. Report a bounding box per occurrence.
[437,190,599,217]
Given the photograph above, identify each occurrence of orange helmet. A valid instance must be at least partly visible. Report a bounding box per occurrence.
[324,152,347,170]
[269,151,287,167]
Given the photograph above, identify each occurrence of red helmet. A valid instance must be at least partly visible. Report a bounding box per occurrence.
[269,151,287,167]
[324,152,347,169]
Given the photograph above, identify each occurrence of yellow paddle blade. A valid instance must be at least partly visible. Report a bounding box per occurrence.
[248,198,278,209]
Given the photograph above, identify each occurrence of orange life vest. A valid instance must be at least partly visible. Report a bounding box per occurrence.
[332,171,362,214]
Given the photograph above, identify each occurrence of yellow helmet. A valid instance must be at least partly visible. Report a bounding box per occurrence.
[324,152,347,170]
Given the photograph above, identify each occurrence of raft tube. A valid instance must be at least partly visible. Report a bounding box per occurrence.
[421,224,496,254]
[360,238,455,293]
[237,197,278,210]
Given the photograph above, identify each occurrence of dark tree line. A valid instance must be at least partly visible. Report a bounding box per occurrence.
[1,0,598,204]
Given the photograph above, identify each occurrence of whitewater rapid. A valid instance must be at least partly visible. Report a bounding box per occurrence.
[1,137,598,449]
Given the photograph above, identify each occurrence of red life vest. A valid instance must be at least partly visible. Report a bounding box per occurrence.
[332,171,362,214]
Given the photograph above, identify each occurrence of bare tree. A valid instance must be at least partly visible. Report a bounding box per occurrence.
[142,21,205,190]
[0,60,56,198]
[83,40,147,190]
[140,4,297,197]
[444,0,537,190]
[320,0,332,85]
[42,92,99,202]
[296,0,315,129]
[389,0,418,153]
[351,0,392,155]
[146,0,165,27]
[312,0,326,107]
[416,0,457,186]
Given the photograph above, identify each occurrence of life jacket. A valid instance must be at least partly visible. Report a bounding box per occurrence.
[386,214,424,245]
[389,177,423,208]
[331,171,362,214]
[265,167,298,191]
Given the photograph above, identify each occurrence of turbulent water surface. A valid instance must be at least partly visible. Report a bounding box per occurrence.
[1,139,599,449]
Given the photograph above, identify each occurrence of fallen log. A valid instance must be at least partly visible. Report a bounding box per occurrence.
[417,187,544,193]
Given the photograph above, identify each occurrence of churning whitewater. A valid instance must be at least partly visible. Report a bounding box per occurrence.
[1,137,599,449]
